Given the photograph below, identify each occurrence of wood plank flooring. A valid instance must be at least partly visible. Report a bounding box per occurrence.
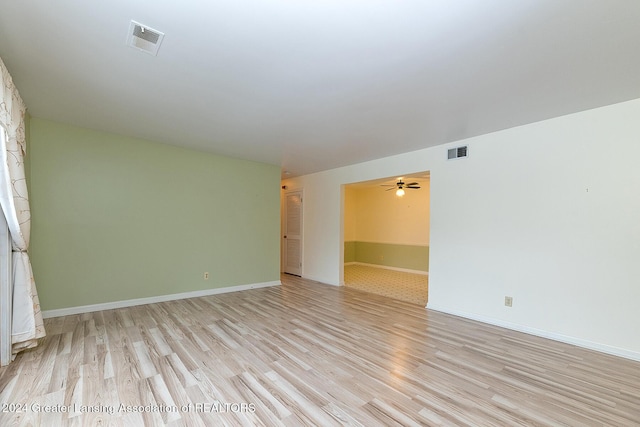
[1,274,639,426]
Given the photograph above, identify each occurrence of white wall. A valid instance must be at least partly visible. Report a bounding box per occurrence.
[282,98,640,360]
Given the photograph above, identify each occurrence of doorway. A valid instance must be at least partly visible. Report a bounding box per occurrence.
[283,189,303,276]
[343,172,430,305]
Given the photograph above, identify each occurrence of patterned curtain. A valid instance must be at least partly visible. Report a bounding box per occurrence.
[0,57,45,360]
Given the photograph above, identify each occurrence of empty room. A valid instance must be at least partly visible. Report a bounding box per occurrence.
[1,1,640,426]
[342,173,431,306]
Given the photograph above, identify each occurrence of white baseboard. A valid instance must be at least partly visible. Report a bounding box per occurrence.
[348,262,429,276]
[426,303,640,362]
[42,280,281,319]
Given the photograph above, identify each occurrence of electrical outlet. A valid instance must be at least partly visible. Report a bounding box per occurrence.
[204,272,209,280]
[504,296,513,307]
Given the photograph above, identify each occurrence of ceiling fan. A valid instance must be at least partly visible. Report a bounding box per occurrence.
[381,180,420,196]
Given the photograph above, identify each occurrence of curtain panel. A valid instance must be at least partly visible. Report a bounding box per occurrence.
[0,57,45,360]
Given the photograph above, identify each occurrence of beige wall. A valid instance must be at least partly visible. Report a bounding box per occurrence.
[344,187,357,242]
[345,180,430,245]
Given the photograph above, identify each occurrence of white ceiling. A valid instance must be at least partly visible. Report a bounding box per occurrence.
[1,1,639,178]
[347,172,430,190]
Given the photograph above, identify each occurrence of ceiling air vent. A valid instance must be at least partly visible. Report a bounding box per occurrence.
[127,20,164,56]
[447,145,468,160]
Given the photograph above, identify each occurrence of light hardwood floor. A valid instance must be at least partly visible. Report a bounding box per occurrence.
[1,274,639,426]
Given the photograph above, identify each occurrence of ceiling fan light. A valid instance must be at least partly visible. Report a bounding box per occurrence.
[396,188,405,197]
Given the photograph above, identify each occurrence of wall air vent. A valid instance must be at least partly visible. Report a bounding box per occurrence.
[447,145,468,160]
[127,20,164,56]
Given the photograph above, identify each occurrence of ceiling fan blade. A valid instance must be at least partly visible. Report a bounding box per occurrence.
[385,187,396,191]
[407,186,421,189]
[405,182,419,186]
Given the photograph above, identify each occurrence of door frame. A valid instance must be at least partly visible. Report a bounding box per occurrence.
[282,187,303,276]
[341,172,431,300]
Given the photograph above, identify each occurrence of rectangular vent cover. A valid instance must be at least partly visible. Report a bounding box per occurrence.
[447,145,468,160]
[127,20,164,56]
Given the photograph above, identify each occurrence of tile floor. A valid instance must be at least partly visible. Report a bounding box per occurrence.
[343,264,428,306]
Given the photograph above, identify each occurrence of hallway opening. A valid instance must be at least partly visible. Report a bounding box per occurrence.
[342,172,430,305]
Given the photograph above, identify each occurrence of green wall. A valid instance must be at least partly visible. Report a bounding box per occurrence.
[29,118,281,311]
[344,241,356,263]
[345,241,429,272]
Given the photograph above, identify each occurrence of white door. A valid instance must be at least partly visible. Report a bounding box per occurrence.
[284,190,302,276]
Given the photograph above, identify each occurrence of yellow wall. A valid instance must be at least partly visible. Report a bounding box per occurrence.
[345,179,430,245]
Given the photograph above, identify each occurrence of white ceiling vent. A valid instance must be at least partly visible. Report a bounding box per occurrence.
[447,145,468,160]
[127,20,164,56]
